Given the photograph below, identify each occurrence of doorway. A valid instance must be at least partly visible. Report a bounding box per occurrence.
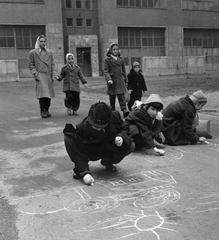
[76,47,92,77]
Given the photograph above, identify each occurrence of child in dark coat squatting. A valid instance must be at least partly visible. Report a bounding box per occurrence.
[162,90,207,146]
[104,43,129,118]
[57,53,88,116]
[63,101,135,185]
[127,62,147,111]
[125,94,165,156]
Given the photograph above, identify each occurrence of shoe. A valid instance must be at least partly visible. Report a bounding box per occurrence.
[46,111,51,117]
[41,110,47,118]
[73,110,79,116]
[67,108,72,115]
[101,160,117,172]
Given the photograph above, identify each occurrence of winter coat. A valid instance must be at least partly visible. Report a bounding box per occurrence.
[28,48,56,99]
[58,64,87,93]
[63,111,133,158]
[104,56,127,95]
[125,105,162,149]
[162,95,200,145]
[127,69,147,99]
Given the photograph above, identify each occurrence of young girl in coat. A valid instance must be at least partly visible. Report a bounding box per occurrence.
[57,53,88,116]
[127,61,147,111]
[104,43,129,118]
[125,94,165,156]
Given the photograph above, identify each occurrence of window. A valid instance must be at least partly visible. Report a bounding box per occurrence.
[85,0,91,9]
[86,19,92,27]
[118,27,165,56]
[182,0,219,12]
[65,0,72,8]
[76,0,82,8]
[0,25,14,48]
[76,18,83,26]
[184,29,219,48]
[66,18,73,27]
[116,0,166,9]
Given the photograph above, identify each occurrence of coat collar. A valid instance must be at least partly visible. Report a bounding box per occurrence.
[108,56,123,65]
[36,48,49,65]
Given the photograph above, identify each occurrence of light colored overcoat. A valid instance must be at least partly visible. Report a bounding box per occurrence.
[28,48,56,99]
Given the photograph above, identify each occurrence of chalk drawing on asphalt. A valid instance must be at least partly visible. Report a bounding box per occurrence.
[184,192,219,213]
[74,210,179,240]
[15,170,180,215]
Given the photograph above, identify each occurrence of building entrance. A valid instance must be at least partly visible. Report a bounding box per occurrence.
[76,47,91,77]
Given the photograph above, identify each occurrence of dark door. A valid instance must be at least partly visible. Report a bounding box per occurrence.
[76,47,92,77]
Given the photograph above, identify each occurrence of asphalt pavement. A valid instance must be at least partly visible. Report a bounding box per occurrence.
[1,78,219,240]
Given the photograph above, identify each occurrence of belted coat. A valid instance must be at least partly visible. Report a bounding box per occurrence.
[104,56,127,95]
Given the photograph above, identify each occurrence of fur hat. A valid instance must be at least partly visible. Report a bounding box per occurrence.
[192,90,207,103]
[88,102,112,128]
[132,62,140,68]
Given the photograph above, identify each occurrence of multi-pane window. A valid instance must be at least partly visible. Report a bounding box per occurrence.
[76,0,82,8]
[0,25,45,48]
[184,29,219,48]
[76,18,83,26]
[0,26,14,48]
[116,0,167,9]
[65,0,72,8]
[184,28,219,56]
[15,26,45,48]
[66,18,73,26]
[85,0,91,9]
[118,27,165,56]
[182,0,219,12]
[0,0,45,3]
[86,19,92,27]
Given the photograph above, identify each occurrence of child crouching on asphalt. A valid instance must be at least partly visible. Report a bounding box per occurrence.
[124,94,165,156]
[57,53,88,116]
[63,101,135,185]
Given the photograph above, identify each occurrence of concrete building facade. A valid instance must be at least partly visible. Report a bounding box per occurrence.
[1,0,219,81]
[0,0,64,82]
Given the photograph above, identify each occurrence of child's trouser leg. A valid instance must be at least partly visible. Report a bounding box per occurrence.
[109,95,116,110]
[127,96,135,111]
[71,91,80,111]
[64,92,73,108]
[64,135,90,177]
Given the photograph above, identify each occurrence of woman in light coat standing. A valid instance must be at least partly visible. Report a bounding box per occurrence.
[28,35,58,118]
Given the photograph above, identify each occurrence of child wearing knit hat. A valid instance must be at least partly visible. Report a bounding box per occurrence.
[127,61,147,111]
[125,94,165,156]
[162,89,207,146]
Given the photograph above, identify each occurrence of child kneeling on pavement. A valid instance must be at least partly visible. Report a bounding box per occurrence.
[63,101,135,185]
[124,94,165,156]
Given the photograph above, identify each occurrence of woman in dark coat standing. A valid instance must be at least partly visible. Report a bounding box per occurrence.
[104,43,129,117]
[127,61,147,111]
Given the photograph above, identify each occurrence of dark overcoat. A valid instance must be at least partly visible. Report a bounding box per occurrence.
[104,56,127,95]
[59,64,87,93]
[63,111,133,161]
[162,95,199,145]
[127,69,147,99]
[28,48,56,99]
[125,106,162,149]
